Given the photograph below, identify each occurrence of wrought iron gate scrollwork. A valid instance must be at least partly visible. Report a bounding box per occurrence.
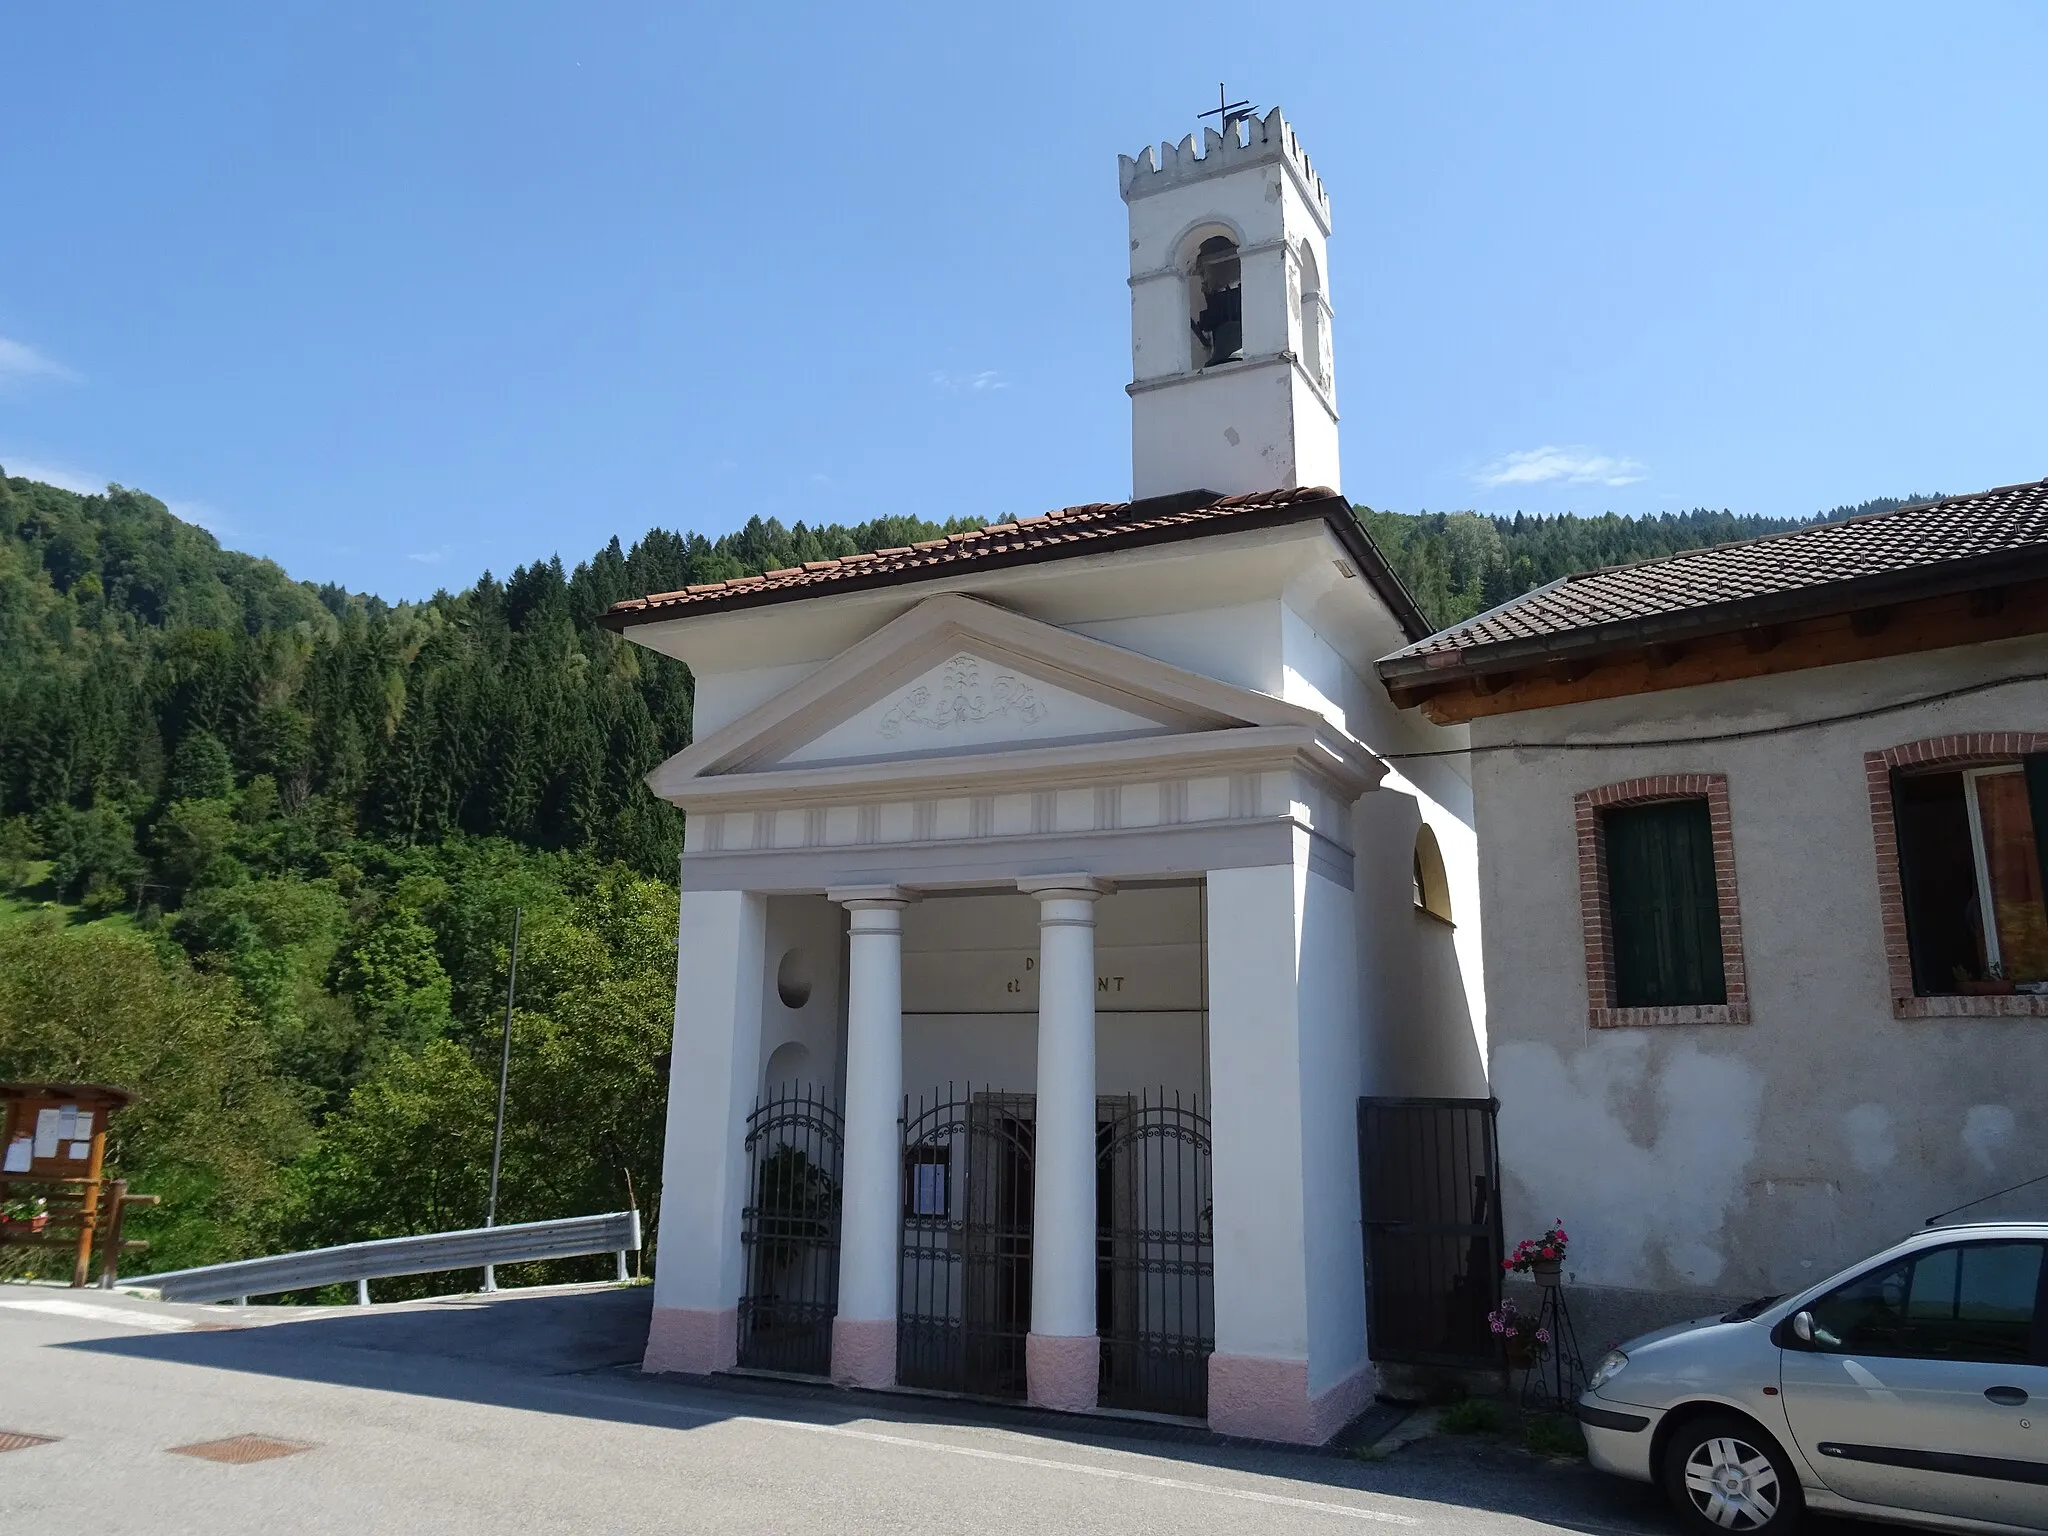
[897,1086,1035,1399]
[1096,1091,1213,1418]
[737,1084,844,1376]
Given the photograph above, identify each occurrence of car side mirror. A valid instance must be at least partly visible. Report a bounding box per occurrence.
[1791,1311,1815,1344]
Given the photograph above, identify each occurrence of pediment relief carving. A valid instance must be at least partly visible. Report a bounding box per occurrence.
[879,655,1045,740]
[778,650,1155,768]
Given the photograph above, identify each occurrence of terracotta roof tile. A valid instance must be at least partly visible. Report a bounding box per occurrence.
[1378,477,2048,674]
[600,486,1432,636]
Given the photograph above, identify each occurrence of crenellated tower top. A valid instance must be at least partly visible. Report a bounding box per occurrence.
[1118,106,1330,233]
[1119,102,1339,500]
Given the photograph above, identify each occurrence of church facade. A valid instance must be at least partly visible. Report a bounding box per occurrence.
[603,109,1485,1443]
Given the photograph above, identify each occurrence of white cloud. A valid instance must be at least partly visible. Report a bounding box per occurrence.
[930,369,1007,393]
[169,500,230,535]
[407,548,446,565]
[0,455,107,495]
[1474,445,1647,490]
[0,336,79,385]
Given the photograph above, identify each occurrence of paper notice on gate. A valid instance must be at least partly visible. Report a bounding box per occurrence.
[3,1137,30,1173]
[33,1109,62,1159]
[54,1106,78,1142]
[71,1111,92,1141]
[66,1142,90,1160]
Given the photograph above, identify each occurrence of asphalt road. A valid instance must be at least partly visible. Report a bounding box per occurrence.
[0,1282,1818,1536]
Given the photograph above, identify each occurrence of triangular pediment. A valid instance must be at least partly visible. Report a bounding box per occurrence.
[647,594,1357,803]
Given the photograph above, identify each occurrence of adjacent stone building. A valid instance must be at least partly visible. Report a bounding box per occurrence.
[1376,482,2048,1345]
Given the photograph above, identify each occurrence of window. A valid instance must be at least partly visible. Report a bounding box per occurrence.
[1577,774,1747,1026]
[1189,236,1243,367]
[1803,1242,2044,1363]
[1413,824,1453,923]
[1894,759,2048,995]
[1604,798,1727,1007]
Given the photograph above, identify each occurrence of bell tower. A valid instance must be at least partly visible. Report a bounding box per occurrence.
[1119,105,1338,500]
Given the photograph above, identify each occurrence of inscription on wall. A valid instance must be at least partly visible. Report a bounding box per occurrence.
[904,943,1201,1014]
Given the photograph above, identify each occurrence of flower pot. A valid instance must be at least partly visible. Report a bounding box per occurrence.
[1958,979,2016,996]
[1504,1336,1534,1369]
[1532,1258,1562,1288]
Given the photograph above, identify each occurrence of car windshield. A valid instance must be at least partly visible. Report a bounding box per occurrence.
[1720,1294,1781,1322]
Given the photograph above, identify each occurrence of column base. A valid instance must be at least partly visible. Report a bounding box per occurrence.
[1206,1353,1379,1444]
[1026,1332,1100,1411]
[831,1317,897,1389]
[643,1306,737,1375]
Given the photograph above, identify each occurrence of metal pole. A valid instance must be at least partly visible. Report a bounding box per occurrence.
[483,906,521,1293]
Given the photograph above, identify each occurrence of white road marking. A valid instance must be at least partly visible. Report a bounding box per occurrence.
[762,1418,1425,1524]
[0,1298,202,1332]
[541,1382,1419,1525]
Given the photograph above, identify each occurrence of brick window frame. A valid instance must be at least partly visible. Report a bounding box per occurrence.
[1575,774,1750,1028]
[1867,731,2048,1020]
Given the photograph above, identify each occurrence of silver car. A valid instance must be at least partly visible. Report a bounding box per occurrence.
[1576,1221,2047,1534]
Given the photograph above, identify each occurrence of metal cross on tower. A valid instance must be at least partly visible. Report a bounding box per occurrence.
[1197,83,1255,131]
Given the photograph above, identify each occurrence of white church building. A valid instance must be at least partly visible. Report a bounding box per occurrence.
[601,107,1488,1443]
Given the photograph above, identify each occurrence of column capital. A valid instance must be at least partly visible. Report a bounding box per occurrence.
[828,884,917,910]
[1017,874,1116,902]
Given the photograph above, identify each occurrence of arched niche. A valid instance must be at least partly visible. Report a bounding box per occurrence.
[1413,823,1453,924]
[764,1040,813,1094]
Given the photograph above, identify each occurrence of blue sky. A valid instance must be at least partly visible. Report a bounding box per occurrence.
[3,2,2044,600]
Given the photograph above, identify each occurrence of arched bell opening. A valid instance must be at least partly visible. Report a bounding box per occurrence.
[1187,234,1244,368]
[1297,239,1329,390]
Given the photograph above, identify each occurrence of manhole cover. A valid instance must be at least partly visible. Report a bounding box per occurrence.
[168,1435,313,1464]
[0,1431,57,1453]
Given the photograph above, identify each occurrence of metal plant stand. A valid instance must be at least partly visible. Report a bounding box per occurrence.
[1518,1269,1586,1408]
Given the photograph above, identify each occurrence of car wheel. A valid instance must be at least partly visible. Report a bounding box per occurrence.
[1660,1412,1803,1534]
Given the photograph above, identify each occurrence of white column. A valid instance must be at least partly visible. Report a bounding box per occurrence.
[827,885,913,1388]
[1020,874,1113,1410]
[1204,833,1372,1444]
[643,888,767,1375]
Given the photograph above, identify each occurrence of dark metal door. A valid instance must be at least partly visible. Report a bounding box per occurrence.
[736,1084,844,1375]
[898,1086,1035,1398]
[1096,1091,1213,1417]
[1357,1096,1502,1367]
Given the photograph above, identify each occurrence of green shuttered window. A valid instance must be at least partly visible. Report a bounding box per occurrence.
[1603,798,1727,1008]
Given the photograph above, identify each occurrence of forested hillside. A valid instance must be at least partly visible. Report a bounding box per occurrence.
[0,470,1924,1289]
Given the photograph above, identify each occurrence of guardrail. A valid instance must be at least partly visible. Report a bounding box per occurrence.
[143,1210,642,1305]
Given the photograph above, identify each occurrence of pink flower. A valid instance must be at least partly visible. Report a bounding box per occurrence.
[1541,1246,1556,1259]
[1535,1328,1551,1344]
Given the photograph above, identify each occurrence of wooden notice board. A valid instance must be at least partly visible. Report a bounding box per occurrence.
[0,1083,135,1286]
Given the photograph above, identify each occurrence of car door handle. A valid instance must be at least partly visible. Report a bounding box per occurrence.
[1984,1386,2029,1406]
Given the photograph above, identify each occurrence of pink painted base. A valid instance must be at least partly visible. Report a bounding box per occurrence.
[643,1306,737,1375]
[1026,1333,1100,1411]
[1207,1353,1379,1444]
[831,1316,896,1389]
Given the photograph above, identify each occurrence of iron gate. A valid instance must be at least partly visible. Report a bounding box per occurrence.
[1096,1091,1213,1417]
[736,1084,844,1375]
[1357,1096,1502,1367]
[898,1086,1036,1398]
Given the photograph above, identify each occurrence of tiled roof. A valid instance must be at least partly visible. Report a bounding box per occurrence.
[1378,477,2048,676]
[602,486,1431,636]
